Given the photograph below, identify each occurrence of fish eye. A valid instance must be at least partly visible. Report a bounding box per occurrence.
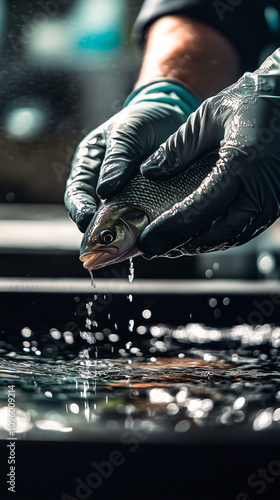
[99,229,115,244]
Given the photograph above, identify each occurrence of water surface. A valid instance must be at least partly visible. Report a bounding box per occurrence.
[0,323,280,440]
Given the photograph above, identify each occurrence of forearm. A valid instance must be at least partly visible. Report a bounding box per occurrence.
[135,16,241,100]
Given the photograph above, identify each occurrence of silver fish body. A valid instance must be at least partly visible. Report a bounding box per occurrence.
[80,150,219,269]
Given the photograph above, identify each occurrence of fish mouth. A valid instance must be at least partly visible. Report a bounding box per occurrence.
[80,247,119,270]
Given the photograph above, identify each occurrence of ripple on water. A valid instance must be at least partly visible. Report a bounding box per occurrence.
[0,323,280,438]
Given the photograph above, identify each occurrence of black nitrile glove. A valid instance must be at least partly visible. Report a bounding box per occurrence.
[138,49,280,258]
[64,80,200,232]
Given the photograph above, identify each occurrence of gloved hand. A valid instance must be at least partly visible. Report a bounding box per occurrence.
[138,49,280,258]
[64,80,200,232]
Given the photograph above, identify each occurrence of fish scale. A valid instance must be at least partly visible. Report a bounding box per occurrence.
[103,150,219,219]
[80,150,220,269]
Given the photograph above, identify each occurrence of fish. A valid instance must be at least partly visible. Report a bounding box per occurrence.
[80,150,219,270]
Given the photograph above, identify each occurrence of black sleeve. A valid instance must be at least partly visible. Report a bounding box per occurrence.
[133,0,271,71]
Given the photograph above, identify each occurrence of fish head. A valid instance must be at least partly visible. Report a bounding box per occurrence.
[80,205,150,270]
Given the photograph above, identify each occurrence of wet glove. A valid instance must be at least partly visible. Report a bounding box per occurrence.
[64,80,200,232]
[138,49,280,258]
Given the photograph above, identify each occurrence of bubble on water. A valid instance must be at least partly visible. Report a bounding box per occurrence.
[205,269,213,278]
[223,297,230,306]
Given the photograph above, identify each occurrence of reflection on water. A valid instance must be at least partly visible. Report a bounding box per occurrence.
[0,323,280,439]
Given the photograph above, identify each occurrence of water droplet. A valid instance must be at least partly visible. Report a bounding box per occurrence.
[88,269,96,288]
[142,309,152,319]
[209,298,217,308]
[128,258,134,283]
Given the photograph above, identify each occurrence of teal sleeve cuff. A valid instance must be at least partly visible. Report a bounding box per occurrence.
[123,79,201,119]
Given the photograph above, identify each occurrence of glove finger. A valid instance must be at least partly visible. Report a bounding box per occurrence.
[64,131,106,232]
[97,106,186,199]
[187,208,277,254]
[138,158,241,258]
[184,193,261,253]
[141,99,222,180]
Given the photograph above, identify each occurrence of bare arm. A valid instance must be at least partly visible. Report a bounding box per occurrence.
[135,15,241,100]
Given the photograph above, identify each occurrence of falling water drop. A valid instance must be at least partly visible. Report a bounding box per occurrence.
[128,319,134,332]
[128,258,134,283]
[88,269,96,288]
